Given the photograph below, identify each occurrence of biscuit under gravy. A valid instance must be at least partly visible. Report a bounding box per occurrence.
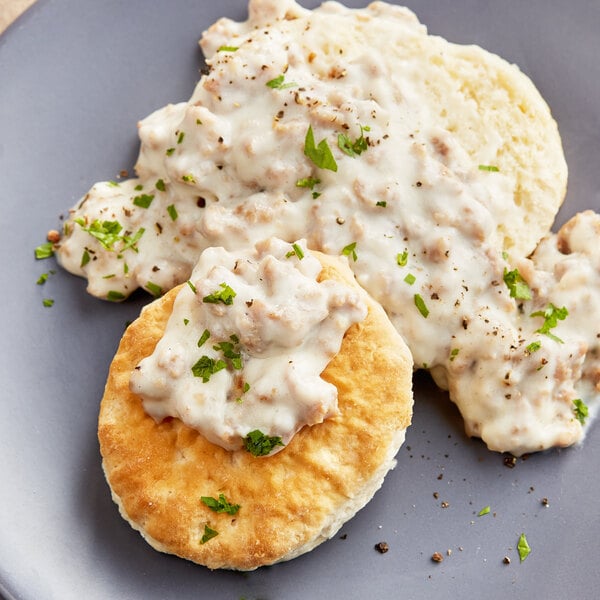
[98,252,413,570]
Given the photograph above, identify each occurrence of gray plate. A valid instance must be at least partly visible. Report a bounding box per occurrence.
[1,1,599,599]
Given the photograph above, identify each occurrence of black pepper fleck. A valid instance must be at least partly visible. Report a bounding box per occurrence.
[374,541,389,554]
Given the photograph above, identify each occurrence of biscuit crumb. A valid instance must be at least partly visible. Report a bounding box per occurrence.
[431,551,443,563]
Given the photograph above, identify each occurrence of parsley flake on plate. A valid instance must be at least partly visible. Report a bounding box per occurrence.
[517,533,531,562]
[203,283,236,305]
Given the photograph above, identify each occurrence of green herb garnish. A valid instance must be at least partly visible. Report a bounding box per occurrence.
[525,341,541,354]
[182,174,196,183]
[213,337,243,370]
[155,179,166,192]
[266,74,297,89]
[478,505,491,516]
[80,249,90,267]
[286,243,305,260]
[187,280,197,294]
[177,131,185,144]
[414,294,429,318]
[107,290,126,302]
[573,398,589,425]
[404,273,416,285]
[203,283,236,305]
[198,329,211,347]
[133,194,154,209]
[217,45,238,52]
[201,493,240,515]
[35,242,54,259]
[164,205,177,222]
[166,147,175,156]
[337,125,370,158]
[146,281,162,297]
[200,524,219,544]
[341,242,357,262]
[396,250,408,267]
[243,429,285,456]
[503,268,532,300]
[304,125,338,172]
[479,164,499,172]
[191,355,227,382]
[517,533,531,562]
[296,176,321,189]
[449,348,460,362]
[42,298,54,307]
[530,303,568,343]
[376,200,387,207]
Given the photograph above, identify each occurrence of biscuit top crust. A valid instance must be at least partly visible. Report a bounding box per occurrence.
[130,237,367,453]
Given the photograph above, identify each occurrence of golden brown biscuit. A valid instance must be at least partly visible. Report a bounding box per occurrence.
[98,252,413,570]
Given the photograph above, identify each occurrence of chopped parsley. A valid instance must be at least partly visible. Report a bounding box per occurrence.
[217,45,238,52]
[166,204,178,221]
[337,125,370,158]
[478,164,500,172]
[107,180,120,187]
[200,524,219,544]
[74,218,144,254]
[286,243,305,260]
[107,290,126,302]
[573,398,589,425]
[155,179,166,192]
[449,348,460,362]
[201,493,240,515]
[266,74,297,89]
[296,176,321,190]
[80,249,90,267]
[42,298,54,307]
[36,271,53,285]
[133,193,155,209]
[198,329,211,347]
[203,282,236,305]
[134,184,144,191]
[530,303,568,343]
[376,200,387,207]
[414,294,429,318]
[396,250,409,267]
[35,242,54,259]
[341,242,358,262]
[187,280,198,294]
[182,174,196,183]
[525,341,541,354]
[243,429,284,456]
[517,533,531,562]
[304,125,338,172]
[165,147,175,156]
[191,355,227,382]
[146,281,162,297]
[478,505,491,517]
[177,131,185,144]
[213,336,243,370]
[503,268,532,300]
[404,273,416,285]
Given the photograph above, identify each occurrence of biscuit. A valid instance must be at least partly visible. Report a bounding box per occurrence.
[98,252,413,570]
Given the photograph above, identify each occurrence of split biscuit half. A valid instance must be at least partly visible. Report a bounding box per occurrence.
[98,251,413,570]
